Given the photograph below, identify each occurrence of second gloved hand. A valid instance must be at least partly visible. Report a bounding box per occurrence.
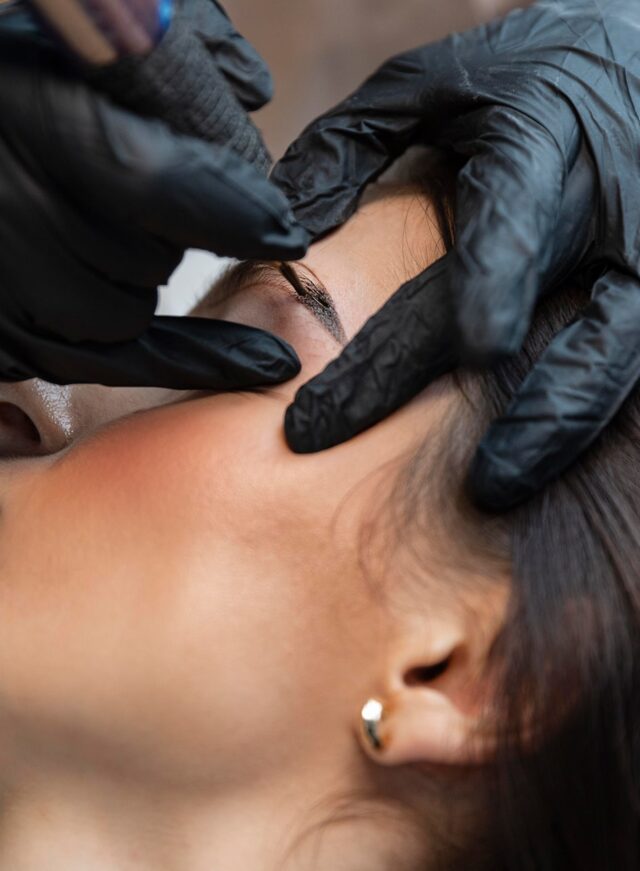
[274,0,640,510]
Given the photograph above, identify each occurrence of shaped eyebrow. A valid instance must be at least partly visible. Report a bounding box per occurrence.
[199,260,347,346]
[277,262,347,345]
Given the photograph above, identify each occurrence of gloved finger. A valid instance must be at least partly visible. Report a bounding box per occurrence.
[2,59,308,260]
[84,11,271,171]
[534,141,598,293]
[447,106,569,362]
[272,50,432,239]
[0,316,300,389]
[132,132,308,259]
[469,269,640,511]
[285,256,457,452]
[194,0,273,111]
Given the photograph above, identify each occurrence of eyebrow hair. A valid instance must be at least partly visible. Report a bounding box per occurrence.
[199,260,347,346]
[277,262,348,345]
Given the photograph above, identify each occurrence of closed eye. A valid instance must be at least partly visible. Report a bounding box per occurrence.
[194,260,347,345]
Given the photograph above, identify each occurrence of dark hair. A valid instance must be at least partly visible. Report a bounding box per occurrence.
[402,151,640,869]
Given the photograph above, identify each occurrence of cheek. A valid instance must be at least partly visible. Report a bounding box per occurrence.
[0,401,362,788]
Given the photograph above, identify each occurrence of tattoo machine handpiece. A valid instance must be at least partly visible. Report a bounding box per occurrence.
[0,0,171,63]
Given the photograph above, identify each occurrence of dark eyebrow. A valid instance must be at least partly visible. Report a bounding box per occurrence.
[197,260,347,346]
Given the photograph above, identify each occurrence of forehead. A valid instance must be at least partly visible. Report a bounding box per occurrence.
[302,187,445,338]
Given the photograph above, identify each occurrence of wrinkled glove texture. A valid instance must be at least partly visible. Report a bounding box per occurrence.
[273,0,640,510]
[0,0,307,390]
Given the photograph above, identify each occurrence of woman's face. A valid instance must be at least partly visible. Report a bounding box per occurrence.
[0,191,485,799]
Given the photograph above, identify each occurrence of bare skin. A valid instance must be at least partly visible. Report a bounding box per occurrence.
[0,189,507,871]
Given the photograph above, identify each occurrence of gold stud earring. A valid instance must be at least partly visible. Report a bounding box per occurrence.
[360,698,387,752]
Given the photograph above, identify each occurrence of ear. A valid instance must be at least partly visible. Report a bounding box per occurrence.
[358,584,507,768]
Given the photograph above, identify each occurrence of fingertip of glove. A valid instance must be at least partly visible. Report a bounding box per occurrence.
[265,223,310,259]
[249,70,274,110]
[455,264,544,367]
[284,390,341,453]
[266,357,302,385]
[257,340,302,384]
[293,191,362,241]
[216,45,274,111]
[456,311,525,366]
[284,403,316,453]
[207,319,302,385]
[466,440,533,513]
[271,164,360,242]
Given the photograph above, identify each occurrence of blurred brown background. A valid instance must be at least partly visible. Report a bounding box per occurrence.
[225,0,523,157]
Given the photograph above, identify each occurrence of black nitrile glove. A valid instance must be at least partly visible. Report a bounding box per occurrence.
[273,0,640,510]
[0,2,308,391]
[86,0,274,172]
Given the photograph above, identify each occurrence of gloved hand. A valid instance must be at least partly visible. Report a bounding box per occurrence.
[0,1,308,391]
[273,0,640,510]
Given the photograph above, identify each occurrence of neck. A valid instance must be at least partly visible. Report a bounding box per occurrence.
[0,753,427,870]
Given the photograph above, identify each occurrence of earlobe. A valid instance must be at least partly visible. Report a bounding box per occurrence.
[358,686,496,768]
